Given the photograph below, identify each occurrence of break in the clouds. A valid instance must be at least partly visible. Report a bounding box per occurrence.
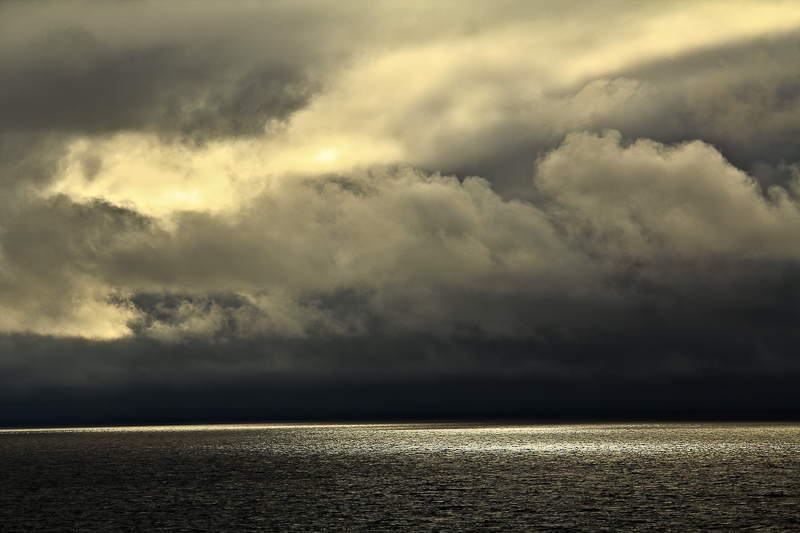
[2,0,800,423]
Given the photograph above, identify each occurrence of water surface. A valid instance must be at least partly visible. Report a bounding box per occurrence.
[1,423,798,531]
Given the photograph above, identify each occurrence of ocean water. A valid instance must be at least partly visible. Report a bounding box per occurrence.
[1,423,798,532]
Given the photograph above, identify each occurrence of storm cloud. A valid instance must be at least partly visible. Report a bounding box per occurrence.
[2,0,800,425]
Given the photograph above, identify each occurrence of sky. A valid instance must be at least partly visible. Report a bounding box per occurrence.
[2,0,800,426]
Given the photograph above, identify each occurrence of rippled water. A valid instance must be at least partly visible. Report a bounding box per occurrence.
[1,423,798,531]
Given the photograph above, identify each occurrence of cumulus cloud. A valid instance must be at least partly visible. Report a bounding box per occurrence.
[0,165,585,338]
[537,131,800,259]
[2,133,799,345]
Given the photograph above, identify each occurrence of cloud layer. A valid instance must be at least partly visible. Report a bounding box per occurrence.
[2,0,800,423]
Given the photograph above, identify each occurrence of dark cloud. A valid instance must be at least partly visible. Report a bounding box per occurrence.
[0,28,204,133]
[0,195,157,304]
[2,321,800,427]
[0,28,317,141]
[159,65,319,143]
[613,34,800,172]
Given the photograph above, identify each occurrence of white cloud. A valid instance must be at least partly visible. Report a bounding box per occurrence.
[537,130,800,259]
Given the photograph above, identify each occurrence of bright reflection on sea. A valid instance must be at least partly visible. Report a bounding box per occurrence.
[3,422,798,457]
[206,423,800,457]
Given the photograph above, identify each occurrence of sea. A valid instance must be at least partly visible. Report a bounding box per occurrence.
[1,422,798,532]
